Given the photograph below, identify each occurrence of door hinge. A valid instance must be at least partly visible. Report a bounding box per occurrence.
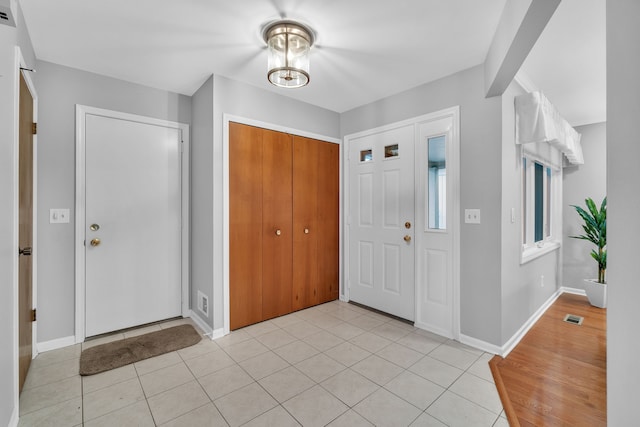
[32,123,37,135]
[180,141,184,153]
[31,308,36,322]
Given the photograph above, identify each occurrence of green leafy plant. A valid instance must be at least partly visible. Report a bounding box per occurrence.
[570,197,607,283]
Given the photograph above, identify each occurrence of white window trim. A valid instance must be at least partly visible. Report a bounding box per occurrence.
[521,149,562,264]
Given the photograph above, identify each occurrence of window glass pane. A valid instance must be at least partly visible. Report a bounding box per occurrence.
[360,149,372,162]
[428,136,446,230]
[384,144,398,158]
[522,158,527,244]
[534,162,544,242]
[546,167,551,237]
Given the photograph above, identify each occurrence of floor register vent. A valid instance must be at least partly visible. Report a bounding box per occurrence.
[563,314,584,325]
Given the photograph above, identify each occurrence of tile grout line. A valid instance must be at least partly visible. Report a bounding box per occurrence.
[27,302,502,426]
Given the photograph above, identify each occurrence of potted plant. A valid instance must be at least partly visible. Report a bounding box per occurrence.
[570,197,607,308]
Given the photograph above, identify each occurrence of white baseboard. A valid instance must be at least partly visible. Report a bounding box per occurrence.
[559,286,586,296]
[460,287,589,357]
[188,310,214,337]
[9,405,18,427]
[458,334,502,355]
[499,288,565,357]
[37,335,76,353]
[210,328,225,340]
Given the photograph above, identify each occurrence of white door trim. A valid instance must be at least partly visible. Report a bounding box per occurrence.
[222,114,341,335]
[12,46,38,427]
[343,107,460,339]
[15,49,39,358]
[74,106,190,343]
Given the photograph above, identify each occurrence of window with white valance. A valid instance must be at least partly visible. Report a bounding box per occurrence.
[515,91,584,165]
[515,91,579,263]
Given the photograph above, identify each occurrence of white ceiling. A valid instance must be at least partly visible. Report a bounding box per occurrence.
[19,0,605,125]
[521,0,606,126]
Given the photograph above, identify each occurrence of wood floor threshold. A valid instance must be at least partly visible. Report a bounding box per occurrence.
[489,292,606,426]
[490,355,521,427]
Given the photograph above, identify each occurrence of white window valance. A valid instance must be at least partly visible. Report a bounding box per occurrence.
[515,91,584,165]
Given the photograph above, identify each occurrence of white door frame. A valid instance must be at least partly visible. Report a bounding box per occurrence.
[222,114,342,335]
[74,105,190,343]
[343,107,460,339]
[12,47,39,423]
[16,50,39,358]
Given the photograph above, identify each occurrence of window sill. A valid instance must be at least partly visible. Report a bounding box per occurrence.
[521,241,561,264]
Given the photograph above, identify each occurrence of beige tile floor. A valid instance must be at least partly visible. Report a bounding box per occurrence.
[18,301,508,426]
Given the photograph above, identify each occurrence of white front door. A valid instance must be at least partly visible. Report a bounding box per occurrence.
[415,114,458,337]
[83,112,183,337]
[348,124,415,321]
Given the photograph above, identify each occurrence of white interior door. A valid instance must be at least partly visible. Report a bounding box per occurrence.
[415,115,458,337]
[348,125,415,321]
[84,113,182,337]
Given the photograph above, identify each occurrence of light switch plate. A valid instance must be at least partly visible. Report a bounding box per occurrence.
[465,209,481,224]
[50,208,70,224]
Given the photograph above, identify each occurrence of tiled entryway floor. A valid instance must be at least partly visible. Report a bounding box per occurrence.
[19,301,508,426]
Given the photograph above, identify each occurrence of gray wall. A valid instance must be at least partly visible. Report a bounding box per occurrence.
[500,80,559,343]
[0,1,37,424]
[34,61,191,342]
[199,75,341,331]
[562,122,606,289]
[607,0,639,423]
[190,76,214,327]
[341,65,504,346]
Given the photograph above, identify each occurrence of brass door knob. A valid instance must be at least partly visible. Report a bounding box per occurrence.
[304,228,310,234]
[405,221,412,229]
[403,235,412,243]
[275,229,282,236]
[90,238,101,247]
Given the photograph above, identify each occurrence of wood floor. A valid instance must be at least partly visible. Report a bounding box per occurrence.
[490,293,606,426]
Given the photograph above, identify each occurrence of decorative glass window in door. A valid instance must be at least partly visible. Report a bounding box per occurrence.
[384,144,399,158]
[360,149,373,162]
[428,136,446,230]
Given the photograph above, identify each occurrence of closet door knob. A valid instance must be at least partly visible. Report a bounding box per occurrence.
[275,229,282,236]
[304,228,310,234]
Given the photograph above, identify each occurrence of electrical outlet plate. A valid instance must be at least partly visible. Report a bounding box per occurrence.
[464,209,481,224]
[197,290,209,316]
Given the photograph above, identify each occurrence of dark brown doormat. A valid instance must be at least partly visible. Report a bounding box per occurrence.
[80,324,202,376]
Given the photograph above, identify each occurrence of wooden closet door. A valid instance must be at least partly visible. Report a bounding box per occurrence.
[229,122,264,330]
[317,141,340,303]
[292,136,319,310]
[262,129,293,319]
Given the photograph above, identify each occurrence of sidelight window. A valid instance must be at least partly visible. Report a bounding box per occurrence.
[427,136,446,230]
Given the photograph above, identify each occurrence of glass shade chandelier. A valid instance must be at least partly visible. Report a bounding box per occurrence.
[263,20,314,88]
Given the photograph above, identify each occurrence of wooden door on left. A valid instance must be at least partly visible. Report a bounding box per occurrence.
[229,122,264,330]
[18,72,34,393]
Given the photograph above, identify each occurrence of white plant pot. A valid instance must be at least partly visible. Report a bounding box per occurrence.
[583,279,607,308]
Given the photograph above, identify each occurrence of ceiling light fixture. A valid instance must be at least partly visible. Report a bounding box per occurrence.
[263,20,315,88]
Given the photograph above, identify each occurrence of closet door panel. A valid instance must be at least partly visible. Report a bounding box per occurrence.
[229,122,263,330]
[292,136,319,310]
[317,141,340,303]
[262,130,293,319]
